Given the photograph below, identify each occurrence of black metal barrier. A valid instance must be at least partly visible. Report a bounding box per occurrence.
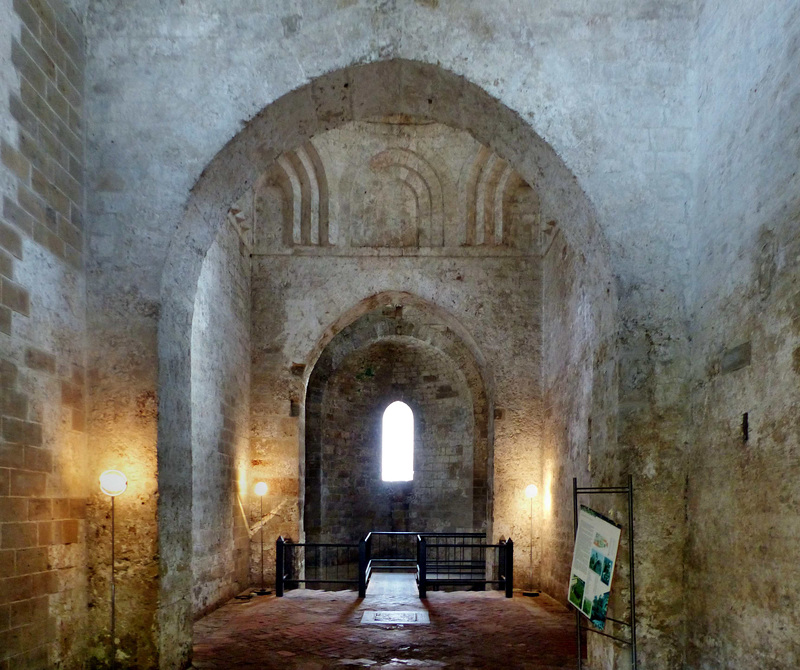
[276,532,512,600]
[363,531,418,572]
[276,536,366,596]
[416,534,513,598]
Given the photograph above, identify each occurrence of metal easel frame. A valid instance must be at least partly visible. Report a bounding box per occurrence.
[573,476,637,670]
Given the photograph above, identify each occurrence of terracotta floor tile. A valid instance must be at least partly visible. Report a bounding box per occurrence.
[192,573,578,669]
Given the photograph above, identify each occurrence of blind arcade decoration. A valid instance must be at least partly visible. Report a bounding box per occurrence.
[568,505,621,630]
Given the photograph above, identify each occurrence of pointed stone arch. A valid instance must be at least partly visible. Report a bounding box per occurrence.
[157,58,607,664]
[303,292,492,546]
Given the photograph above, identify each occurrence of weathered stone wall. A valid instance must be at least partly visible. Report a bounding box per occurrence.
[14,0,800,668]
[538,209,627,670]
[190,214,251,618]
[687,2,800,668]
[0,0,88,667]
[250,255,542,586]
[539,223,618,594]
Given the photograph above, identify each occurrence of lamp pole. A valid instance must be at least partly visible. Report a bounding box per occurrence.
[260,494,265,591]
[523,484,539,597]
[529,494,533,588]
[254,482,270,595]
[100,470,127,669]
[111,494,116,669]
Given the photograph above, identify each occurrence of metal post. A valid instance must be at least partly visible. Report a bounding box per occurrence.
[253,497,270,595]
[504,539,513,598]
[530,496,534,590]
[358,537,367,598]
[111,495,116,670]
[418,536,427,598]
[628,475,637,670]
[260,496,265,590]
[574,477,582,670]
[276,537,285,597]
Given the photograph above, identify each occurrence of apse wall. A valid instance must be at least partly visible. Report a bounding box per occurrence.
[688,2,800,668]
[190,213,251,618]
[248,119,543,589]
[307,338,475,542]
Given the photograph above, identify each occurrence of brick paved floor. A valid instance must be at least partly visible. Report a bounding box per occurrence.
[192,573,578,669]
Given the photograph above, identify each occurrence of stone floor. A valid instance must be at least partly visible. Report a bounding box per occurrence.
[192,573,579,669]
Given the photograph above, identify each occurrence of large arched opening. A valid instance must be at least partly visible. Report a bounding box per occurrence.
[159,58,614,666]
[304,295,492,548]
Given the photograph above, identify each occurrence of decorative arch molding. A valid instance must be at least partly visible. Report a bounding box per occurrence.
[157,58,607,663]
[258,141,330,247]
[342,147,447,248]
[303,290,493,399]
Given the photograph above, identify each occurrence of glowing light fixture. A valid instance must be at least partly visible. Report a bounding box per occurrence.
[100,470,127,497]
[253,482,271,596]
[524,483,540,597]
[100,470,127,669]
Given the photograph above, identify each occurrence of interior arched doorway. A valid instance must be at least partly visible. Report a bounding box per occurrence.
[303,294,492,547]
[158,58,608,666]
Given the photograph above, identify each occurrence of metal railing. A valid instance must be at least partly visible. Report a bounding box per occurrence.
[363,531,418,572]
[276,536,367,597]
[417,535,513,598]
[275,531,512,600]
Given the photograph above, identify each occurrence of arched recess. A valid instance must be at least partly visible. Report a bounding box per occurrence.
[303,295,492,546]
[157,59,608,664]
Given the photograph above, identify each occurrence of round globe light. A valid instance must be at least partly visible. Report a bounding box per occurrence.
[525,484,538,499]
[99,470,127,497]
[254,481,268,497]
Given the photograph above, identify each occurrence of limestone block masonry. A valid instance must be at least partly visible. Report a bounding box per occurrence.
[1,0,88,667]
[191,214,251,620]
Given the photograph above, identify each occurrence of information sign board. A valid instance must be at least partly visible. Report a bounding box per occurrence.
[568,505,621,630]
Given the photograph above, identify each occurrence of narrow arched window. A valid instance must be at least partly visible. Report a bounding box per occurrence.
[381,401,414,482]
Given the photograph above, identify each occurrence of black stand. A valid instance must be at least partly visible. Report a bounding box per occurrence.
[253,495,271,596]
[110,496,116,670]
[573,476,637,670]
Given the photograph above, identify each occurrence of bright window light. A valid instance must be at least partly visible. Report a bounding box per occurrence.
[381,401,414,482]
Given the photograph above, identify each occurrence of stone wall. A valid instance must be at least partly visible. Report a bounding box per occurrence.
[307,331,476,543]
[5,1,800,669]
[322,340,473,538]
[191,213,251,619]
[250,256,542,587]
[0,0,88,667]
[687,2,800,668]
